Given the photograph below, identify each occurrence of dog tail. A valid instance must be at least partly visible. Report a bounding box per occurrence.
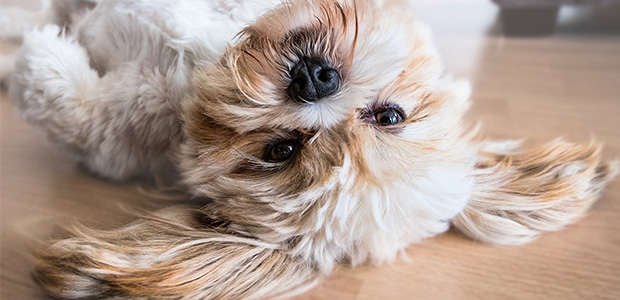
[453,139,618,245]
[33,206,321,300]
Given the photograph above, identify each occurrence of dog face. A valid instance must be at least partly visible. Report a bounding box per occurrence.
[180,0,476,266]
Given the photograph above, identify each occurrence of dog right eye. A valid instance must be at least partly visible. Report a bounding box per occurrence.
[265,140,296,162]
[375,108,404,126]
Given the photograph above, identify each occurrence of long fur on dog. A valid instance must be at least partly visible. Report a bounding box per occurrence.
[4,0,617,299]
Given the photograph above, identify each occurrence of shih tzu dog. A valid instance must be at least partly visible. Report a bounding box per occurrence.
[4,0,618,299]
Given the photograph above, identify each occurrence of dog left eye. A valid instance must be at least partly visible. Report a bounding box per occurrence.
[375,108,404,126]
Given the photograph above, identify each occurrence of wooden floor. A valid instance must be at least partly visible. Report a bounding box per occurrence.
[2,1,620,299]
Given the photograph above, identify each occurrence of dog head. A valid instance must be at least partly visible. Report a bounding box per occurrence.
[180,0,475,266]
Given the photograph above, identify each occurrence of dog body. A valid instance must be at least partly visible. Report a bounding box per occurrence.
[10,0,281,180]
[6,0,618,299]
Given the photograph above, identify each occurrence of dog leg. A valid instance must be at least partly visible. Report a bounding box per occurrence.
[50,0,99,30]
[453,139,618,245]
[33,206,321,300]
[9,24,184,180]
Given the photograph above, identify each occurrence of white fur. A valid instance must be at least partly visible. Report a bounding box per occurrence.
[8,0,281,180]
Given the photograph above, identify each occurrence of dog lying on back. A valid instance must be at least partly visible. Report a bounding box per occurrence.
[5,0,617,299]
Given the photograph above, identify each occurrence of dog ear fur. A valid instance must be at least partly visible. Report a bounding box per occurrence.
[453,140,618,245]
[31,141,618,299]
[33,207,321,300]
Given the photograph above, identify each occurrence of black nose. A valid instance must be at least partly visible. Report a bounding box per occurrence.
[287,57,340,103]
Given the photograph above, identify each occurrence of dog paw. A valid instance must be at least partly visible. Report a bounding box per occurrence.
[9,24,100,157]
[11,24,96,115]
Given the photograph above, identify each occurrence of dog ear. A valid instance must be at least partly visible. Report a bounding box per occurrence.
[33,206,321,300]
[453,140,618,245]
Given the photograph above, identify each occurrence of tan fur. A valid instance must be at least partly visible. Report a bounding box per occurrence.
[454,140,618,245]
[34,207,321,299]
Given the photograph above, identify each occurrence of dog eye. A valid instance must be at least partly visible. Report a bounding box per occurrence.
[375,108,404,126]
[266,140,296,162]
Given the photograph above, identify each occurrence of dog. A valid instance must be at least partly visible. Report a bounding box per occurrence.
[4,0,618,299]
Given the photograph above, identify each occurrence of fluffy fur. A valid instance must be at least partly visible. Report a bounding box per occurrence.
[4,0,617,299]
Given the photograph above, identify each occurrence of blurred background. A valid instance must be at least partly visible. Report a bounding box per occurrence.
[406,0,620,151]
[1,0,619,299]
